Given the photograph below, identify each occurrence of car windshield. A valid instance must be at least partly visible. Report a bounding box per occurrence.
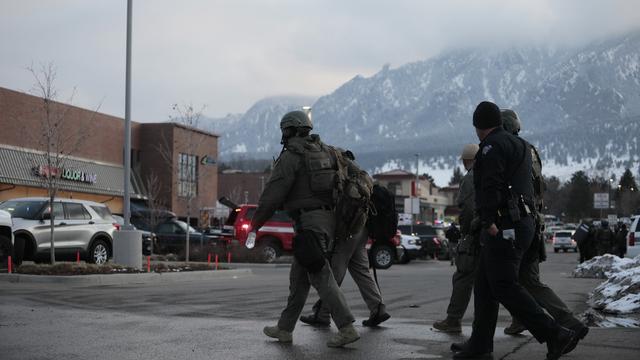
[0,200,46,219]
[555,231,572,237]
[176,220,198,233]
[398,225,432,236]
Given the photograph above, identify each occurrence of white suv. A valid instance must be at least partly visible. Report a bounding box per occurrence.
[627,216,639,258]
[0,197,117,265]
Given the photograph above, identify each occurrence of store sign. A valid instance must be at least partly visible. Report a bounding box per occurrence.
[200,155,217,166]
[32,165,97,184]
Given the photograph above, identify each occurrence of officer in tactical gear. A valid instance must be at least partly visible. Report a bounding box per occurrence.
[614,222,628,258]
[252,110,359,348]
[452,102,577,360]
[299,150,389,328]
[433,143,480,333]
[500,109,589,346]
[595,220,615,256]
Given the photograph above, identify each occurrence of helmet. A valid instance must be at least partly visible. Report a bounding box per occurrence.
[501,109,521,135]
[280,110,313,130]
[461,144,479,160]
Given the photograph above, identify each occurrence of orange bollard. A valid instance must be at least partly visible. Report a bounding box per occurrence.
[76,250,80,264]
[215,254,219,270]
[147,256,151,272]
[227,252,231,263]
[7,256,12,274]
[207,253,211,264]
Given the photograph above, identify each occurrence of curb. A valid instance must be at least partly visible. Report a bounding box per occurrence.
[0,268,252,286]
[228,262,292,269]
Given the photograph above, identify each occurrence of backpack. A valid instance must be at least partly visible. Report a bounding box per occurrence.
[366,184,398,242]
[330,148,374,243]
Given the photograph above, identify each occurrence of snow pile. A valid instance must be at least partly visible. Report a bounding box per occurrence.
[572,254,639,279]
[581,309,640,328]
[589,266,640,314]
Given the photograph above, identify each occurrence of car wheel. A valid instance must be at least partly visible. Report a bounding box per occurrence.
[258,240,281,263]
[398,248,410,264]
[554,248,559,253]
[372,245,393,269]
[89,239,110,265]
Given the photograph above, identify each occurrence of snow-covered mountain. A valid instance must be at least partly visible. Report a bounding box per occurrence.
[204,31,640,186]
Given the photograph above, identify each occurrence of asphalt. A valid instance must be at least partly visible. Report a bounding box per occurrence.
[0,248,638,360]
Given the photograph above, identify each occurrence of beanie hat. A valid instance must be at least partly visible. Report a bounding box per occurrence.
[473,101,502,129]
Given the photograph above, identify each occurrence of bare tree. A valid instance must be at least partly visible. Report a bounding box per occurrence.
[142,171,166,254]
[25,63,95,264]
[157,103,210,261]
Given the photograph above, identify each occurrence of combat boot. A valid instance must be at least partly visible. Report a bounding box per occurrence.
[546,326,576,360]
[504,319,526,335]
[362,304,391,327]
[326,324,360,347]
[433,317,462,333]
[263,325,292,343]
[299,313,330,327]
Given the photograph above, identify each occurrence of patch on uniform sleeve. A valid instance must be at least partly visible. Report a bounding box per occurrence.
[482,145,493,155]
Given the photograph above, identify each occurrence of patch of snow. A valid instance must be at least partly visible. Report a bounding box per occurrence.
[573,254,638,279]
[230,143,247,153]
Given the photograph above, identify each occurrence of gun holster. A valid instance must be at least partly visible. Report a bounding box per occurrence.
[293,230,326,273]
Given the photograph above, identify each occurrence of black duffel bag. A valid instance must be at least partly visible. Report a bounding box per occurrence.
[293,229,326,273]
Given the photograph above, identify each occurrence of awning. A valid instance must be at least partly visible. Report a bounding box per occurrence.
[0,145,145,198]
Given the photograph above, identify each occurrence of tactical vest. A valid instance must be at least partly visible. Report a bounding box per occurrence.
[284,135,336,209]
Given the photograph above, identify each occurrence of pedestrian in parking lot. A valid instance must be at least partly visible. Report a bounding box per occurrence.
[451,101,578,360]
[433,143,480,333]
[595,220,614,256]
[614,222,627,258]
[500,109,589,346]
[445,223,461,266]
[249,110,359,348]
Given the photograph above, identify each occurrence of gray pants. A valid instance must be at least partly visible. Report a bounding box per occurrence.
[276,209,355,332]
[446,251,479,320]
[312,229,384,322]
[516,256,582,329]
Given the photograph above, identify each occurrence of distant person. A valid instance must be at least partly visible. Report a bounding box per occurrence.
[614,222,628,258]
[433,144,480,333]
[445,222,462,266]
[595,220,614,256]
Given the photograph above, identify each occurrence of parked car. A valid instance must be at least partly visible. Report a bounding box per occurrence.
[153,219,225,255]
[397,230,421,264]
[0,197,118,265]
[366,232,403,269]
[112,215,156,256]
[627,215,640,258]
[0,209,13,269]
[553,230,577,252]
[221,201,296,263]
[398,224,450,260]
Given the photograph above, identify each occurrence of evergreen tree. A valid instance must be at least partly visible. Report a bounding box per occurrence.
[566,171,592,221]
[449,166,463,185]
[618,168,638,191]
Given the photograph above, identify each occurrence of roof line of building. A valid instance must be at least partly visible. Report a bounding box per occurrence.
[0,144,123,168]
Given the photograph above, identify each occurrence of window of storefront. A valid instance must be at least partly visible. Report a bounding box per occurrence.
[178,153,198,197]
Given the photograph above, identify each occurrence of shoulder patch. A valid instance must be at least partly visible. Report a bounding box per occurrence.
[482,144,493,155]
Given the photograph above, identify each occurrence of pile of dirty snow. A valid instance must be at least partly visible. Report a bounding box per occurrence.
[573,254,639,279]
[589,266,640,314]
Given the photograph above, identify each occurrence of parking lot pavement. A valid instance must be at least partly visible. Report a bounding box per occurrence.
[1,250,637,360]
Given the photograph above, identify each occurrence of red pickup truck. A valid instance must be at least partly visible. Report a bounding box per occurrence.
[222,203,295,263]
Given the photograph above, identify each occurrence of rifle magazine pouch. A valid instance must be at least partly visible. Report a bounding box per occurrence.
[293,230,326,273]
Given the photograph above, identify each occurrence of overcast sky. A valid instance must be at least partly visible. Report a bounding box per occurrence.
[1,0,639,122]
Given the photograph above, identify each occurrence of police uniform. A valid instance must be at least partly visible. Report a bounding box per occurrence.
[434,168,480,332]
[253,119,358,347]
[500,110,588,338]
[456,102,575,360]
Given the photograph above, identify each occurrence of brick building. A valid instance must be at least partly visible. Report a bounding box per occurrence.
[0,87,218,226]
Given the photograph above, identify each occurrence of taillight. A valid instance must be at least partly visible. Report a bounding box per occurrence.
[113,223,121,231]
[630,233,635,247]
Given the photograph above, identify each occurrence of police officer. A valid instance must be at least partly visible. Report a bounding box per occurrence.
[595,220,614,255]
[252,110,359,347]
[433,143,480,333]
[615,222,628,258]
[500,110,589,348]
[452,102,577,360]
[299,225,390,328]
